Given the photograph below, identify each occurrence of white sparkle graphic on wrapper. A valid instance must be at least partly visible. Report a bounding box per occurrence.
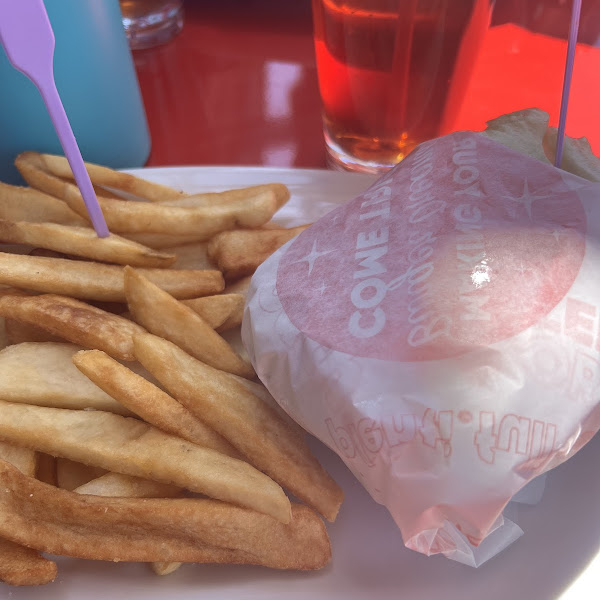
[503,179,550,220]
[291,240,333,276]
[317,281,328,295]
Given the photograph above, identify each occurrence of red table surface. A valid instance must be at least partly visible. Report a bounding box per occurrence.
[133,0,600,170]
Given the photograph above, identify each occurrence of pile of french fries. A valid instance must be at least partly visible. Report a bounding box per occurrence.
[0,152,341,587]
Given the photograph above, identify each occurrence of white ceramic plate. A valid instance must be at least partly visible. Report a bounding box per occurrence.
[9,167,599,600]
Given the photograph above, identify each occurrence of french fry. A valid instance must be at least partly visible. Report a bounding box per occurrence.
[91,183,124,200]
[122,232,208,249]
[19,152,184,202]
[0,400,291,522]
[160,183,290,208]
[15,153,286,237]
[207,225,309,281]
[0,342,131,415]
[0,441,37,477]
[73,468,185,577]
[63,183,284,237]
[0,448,57,586]
[168,242,213,270]
[124,268,254,378]
[0,536,57,586]
[56,457,107,491]
[134,333,344,522]
[35,453,57,486]
[0,461,330,569]
[229,374,305,435]
[0,252,224,302]
[0,181,87,226]
[5,317,64,344]
[16,152,71,200]
[73,465,185,577]
[28,247,74,260]
[0,219,177,267]
[0,294,147,361]
[73,350,241,458]
[181,293,244,332]
[74,472,182,498]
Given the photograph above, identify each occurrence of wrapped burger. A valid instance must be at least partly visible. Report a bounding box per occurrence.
[243,109,600,566]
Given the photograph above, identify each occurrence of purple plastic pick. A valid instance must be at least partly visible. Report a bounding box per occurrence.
[0,0,109,237]
[554,0,583,168]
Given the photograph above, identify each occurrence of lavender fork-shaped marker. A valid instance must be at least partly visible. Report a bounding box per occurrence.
[554,0,583,168]
[0,0,109,237]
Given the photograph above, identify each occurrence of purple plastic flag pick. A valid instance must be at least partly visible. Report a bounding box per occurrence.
[554,0,583,168]
[0,0,109,237]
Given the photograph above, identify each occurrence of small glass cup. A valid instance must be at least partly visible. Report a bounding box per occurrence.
[311,0,494,173]
[120,0,184,50]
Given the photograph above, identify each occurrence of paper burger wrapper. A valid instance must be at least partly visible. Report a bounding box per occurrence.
[242,129,600,566]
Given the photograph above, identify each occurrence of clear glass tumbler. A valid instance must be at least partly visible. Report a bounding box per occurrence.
[120,0,184,50]
[312,0,494,173]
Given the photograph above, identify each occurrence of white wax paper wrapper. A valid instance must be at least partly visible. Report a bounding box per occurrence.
[242,132,600,566]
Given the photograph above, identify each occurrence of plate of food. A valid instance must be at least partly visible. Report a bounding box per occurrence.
[0,111,597,600]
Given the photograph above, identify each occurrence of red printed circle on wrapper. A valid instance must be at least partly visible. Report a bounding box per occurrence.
[276,133,586,362]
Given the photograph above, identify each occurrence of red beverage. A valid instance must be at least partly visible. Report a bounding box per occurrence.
[312,0,493,172]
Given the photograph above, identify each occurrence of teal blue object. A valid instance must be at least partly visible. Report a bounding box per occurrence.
[0,0,151,184]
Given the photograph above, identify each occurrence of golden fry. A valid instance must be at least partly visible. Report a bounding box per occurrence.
[0,252,224,302]
[122,232,209,249]
[0,400,291,522]
[16,150,289,237]
[0,219,176,267]
[0,536,57,586]
[181,293,244,332]
[207,225,309,280]
[73,350,240,458]
[73,465,184,578]
[0,181,87,226]
[0,342,131,414]
[125,268,254,378]
[0,442,37,477]
[0,294,146,361]
[134,333,344,522]
[74,472,182,498]
[0,461,330,568]
[229,373,305,435]
[19,152,184,202]
[168,242,213,270]
[5,317,64,344]
[160,183,290,208]
[0,449,56,586]
[65,185,282,237]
